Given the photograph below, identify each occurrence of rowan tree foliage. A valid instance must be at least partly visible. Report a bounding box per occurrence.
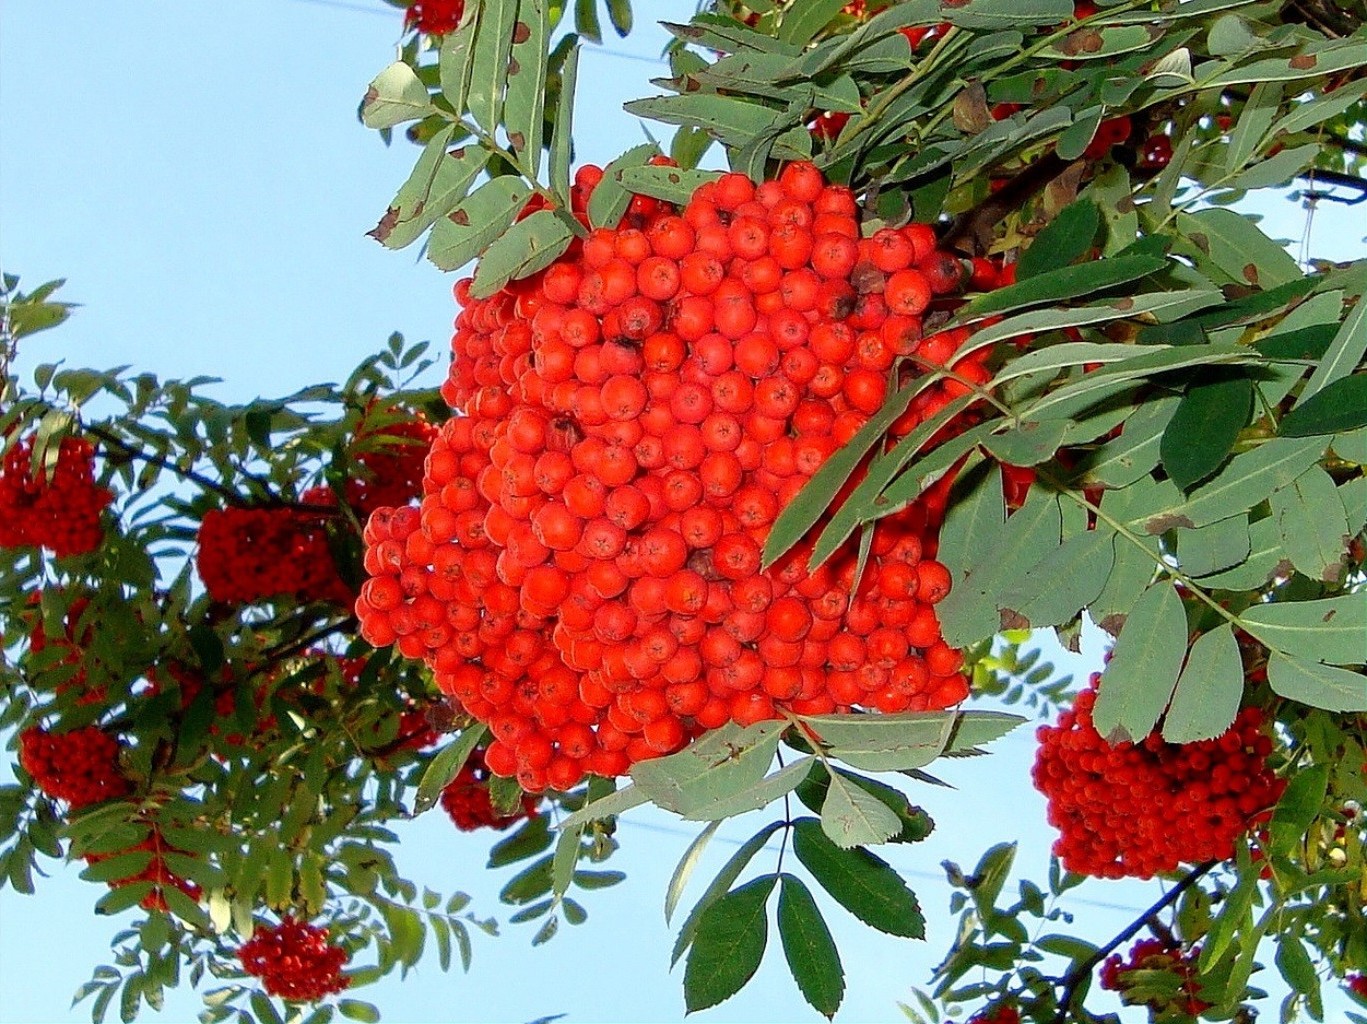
[2,1,1366,1022]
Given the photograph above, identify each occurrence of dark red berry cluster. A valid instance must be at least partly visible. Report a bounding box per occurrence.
[238,916,350,1003]
[357,161,985,793]
[84,831,202,913]
[404,0,463,35]
[0,435,112,556]
[1100,938,1210,1017]
[18,725,130,808]
[1349,973,1367,1000]
[440,748,541,832]
[195,499,350,606]
[965,1004,1020,1024]
[1032,676,1285,878]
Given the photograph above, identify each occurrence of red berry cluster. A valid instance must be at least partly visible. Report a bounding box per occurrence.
[1032,677,1285,878]
[345,405,439,516]
[440,748,541,832]
[404,0,463,35]
[1349,973,1367,1000]
[85,832,202,913]
[966,1004,1020,1024]
[195,499,349,606]
[22,593,107,706]
[357,161,982,792]
[238,917,350,1003]
[0,435,112,556]
[18,725,131,808]
[1100,938,1210,1017]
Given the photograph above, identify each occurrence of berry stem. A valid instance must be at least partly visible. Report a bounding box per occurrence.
[1049,860,1215,1024]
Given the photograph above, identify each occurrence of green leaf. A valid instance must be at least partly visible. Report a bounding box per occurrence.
[945,712,1026,753]
[1275,934,1320,1003]
[487,815,553,869]
[792,819,924,938]
[1161,369,1254,490]
[1240,595,1366,666]
[587,144,659,230]
[1202,38,1367,89]
[606,0,631,35]
[80,852,154,884]
[684,875,777,1013]
[1138,436,1329,534]
[671,822,783,966]
[558,781,647,832]
[471,209,575,298]
[428,176,532,271]
[800,712,955,761]
[361,62,434,129]
[371,137,490,250]
[1193,513,1283,590]
[622,95,811,162]
[1271,466,1352,584]
[616,164,720,206]
[630,720,785,816]
[415,725,488,815]
[1176,516,1250,578]
[1228,143,1317,190]
[337,1000,381,1023]
[1176,208,1301,289]
[982,419,1070,468]
[1016,201,1100,281]
[938,0,1072,29]
[1269,763,1330,856]
[820,772,903,847]
[1270,79,1367,138]
[95,883,155,916]
[1091,581,1188,742]
[1282,374,1367,438]
[959,254,1168,319]
[438,6,480,115]
[679,757,814,821]
[777,874,845,1018]
[574,0,601,42]
[1162,624,1243,744]
[1078,394,1181,488]
[468,0,518,133]
[938,487,1062,648]
[505,0,550,175]
[665,821,722,925]
[778,0,848,46]
[1001,528,1115,629]
[1265,654,1367,712]
[548,42,578,200]
[775,382,954,569]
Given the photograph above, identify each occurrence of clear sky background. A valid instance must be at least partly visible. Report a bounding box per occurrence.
[0,3,1361,1023]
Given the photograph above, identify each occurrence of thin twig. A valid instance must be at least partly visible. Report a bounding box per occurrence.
[86,424,243,504]
[1049,861,1216,1024]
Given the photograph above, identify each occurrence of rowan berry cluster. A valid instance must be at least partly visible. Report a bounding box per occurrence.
[1032,677,1285,878]
[1349,973,1367,999]
[0,435,112,556]
[1099,938,1210,1017]
[357,161,982,792]
[440,748,541,832]
[404,0,463,35]
[18,725,130,808]
[965,1004,1020,1024]
[85,832,202,913]
[195,499,350,606]
[238,917,351,1003]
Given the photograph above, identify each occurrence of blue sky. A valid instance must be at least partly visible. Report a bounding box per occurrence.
[0,3,1358,1022]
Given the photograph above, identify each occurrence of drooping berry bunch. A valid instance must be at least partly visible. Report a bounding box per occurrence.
[1032,677,1285,878]
[440,748,541,832]
[404,0,463,36]
[1099,938,1210,1018]
[18,725,131,808]
[195,500,350,606]
[358,160,984,792]
[0,435,112,556]
[84,831,202,913]
[237,917,351,1003]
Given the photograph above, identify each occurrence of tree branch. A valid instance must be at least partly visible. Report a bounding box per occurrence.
[1049,861,1217,1024]
[942,152,1074,255]
[87,423,243,504]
